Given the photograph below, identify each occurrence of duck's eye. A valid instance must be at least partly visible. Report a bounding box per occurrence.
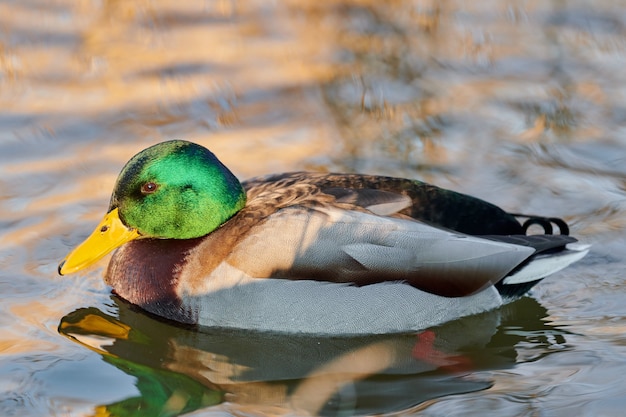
[141,182,159,194]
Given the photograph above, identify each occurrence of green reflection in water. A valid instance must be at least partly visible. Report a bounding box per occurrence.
[59,309,222,417]
[96,355,221,417]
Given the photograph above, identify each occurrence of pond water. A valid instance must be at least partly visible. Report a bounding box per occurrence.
[1,1,625,416]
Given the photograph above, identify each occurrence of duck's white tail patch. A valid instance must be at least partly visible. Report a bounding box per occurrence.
[502,243,590,285]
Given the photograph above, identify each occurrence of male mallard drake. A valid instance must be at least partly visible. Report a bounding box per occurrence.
[59,140,589,334]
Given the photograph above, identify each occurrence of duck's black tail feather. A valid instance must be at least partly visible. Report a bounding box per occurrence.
[495,278,544,300]
[482,232,589,301]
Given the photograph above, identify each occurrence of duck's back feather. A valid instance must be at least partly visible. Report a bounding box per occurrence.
[243,172,525,235]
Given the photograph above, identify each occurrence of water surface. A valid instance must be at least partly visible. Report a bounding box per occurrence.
[1,1,625,416]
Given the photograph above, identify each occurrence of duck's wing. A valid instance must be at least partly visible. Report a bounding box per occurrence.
[212,172,579,298]
[219,204,533,297]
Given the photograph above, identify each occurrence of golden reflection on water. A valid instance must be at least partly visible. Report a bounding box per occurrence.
[1,0,626,416]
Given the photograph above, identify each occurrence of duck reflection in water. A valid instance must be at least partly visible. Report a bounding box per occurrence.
[59,295,568,417]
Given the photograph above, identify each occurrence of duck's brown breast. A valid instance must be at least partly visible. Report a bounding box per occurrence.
[105,237,205,324]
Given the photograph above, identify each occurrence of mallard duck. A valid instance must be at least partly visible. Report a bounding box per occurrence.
[59,140,589,334]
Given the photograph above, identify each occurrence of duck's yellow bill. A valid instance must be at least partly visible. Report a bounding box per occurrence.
[58,208,140,275]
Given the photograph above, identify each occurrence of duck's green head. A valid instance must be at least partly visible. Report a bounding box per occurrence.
[112,140,246,238]
[58,140,246,275]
